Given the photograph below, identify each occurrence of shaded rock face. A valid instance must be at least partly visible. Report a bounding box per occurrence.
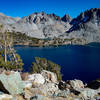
[70,8,100,27]
[58,81,67,90]
[21,72,29,81]
[0,81,9,94]
[67,8,100,43]
[87,80,100,89]
[61,14,72,22]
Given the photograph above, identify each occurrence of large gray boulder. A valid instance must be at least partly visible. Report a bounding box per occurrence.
[30,83,59,97]
[79,88,97,99]
[28,74,45,86]
[69,79,84,90]
[0,71,24,95]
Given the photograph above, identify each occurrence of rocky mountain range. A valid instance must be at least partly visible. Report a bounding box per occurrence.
[0,12,71,39]
[66,8,100,43]
[0,8,100,44]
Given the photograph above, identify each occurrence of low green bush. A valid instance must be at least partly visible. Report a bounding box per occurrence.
[30,57,62,81]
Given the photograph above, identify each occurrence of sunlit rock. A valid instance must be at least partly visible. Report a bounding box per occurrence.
[69,79,84,90]
[41,70,57,83]
[0,93,13,100]
[0,71,24,95]
[28,74,45,86]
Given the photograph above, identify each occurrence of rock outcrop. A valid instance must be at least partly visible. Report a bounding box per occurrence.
[61,14,72,22]
[24,70,59,99]
[0,70,100,100]
[0,71,24,95]
[67,8,100,43]
[41,70,57,83]
[68,79,84,90]
[28,74,45,85]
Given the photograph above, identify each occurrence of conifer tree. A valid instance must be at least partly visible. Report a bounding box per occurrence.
[30,57,62,81]
[0,25,24,70]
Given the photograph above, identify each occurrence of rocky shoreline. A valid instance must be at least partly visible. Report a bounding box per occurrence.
[14,38,88,47]
[0,70,100,100]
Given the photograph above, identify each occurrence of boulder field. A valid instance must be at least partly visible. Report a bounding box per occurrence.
[0,70,100,100]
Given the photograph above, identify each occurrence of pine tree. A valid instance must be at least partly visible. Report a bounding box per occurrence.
[30,57,62,81]
[0,25,24,71]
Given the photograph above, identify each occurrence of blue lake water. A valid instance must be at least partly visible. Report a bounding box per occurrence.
[14,44,100,83]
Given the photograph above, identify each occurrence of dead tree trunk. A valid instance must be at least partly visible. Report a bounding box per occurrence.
[4,39,7,63]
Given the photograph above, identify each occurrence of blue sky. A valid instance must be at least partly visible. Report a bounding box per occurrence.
[0,0,99,18]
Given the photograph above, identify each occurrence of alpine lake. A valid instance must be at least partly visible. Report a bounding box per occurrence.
[14,43,100,83]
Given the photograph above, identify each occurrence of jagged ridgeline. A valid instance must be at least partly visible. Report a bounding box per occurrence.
[0,8,100,45]
[0,25,24,70]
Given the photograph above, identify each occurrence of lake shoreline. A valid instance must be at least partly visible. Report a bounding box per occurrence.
[15,43,100,83]
[14,42,100,49]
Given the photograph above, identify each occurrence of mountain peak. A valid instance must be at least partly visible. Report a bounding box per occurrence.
[71,8,100,25]
[47,13,61,20]
[61,14,72,22]
[67,8,100,43]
